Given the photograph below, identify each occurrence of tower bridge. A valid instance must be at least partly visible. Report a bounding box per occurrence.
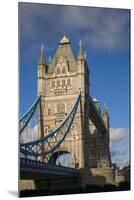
[19,34,114,191]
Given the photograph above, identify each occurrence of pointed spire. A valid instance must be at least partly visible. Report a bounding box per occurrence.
[84,51,87,59]
[104,103,108,110]
[38,44,45,66]
[103,103,109,115]
[93,97,98,103]
[77,40,85,60]
[59,33,70,45]
[79,39,82,49]
[93,97,100,111]
[48,56,52,63]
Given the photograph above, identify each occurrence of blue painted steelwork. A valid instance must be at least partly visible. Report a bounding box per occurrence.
[20,96,41,135]
[20,158,79,176]
[20,90,81,158]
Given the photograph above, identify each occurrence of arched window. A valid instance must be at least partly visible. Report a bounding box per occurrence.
[62,66,66,74]
[62,79,65,86]
[57,67,60,74]
[57,80,60,87]
[67,79,71,86]
[57,103,65,114]
[48,108,51,115]
[52,80,55,87]
[45,126,49,134]
[72,124,77,136]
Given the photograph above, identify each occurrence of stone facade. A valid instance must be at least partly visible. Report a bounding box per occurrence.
[37,34,114,186]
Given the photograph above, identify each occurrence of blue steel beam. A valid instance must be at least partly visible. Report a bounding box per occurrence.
[20,90,81,158]
[20,96,41,135]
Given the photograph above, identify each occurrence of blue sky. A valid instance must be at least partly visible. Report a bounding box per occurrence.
[19,3,130,168]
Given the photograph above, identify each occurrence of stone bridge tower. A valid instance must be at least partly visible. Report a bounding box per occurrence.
[37,34,91,187]
[37,34,114,186]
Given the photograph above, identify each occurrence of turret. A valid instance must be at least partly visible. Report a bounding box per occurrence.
[37,44,45,96]
[77,40,85,61]
[102,104,109,130]
[77,40,85,71]
[76,39,90,98]
[77,40,86,91]
[38,44,45,66]
[102,104,111,165]
[93,97,101,112]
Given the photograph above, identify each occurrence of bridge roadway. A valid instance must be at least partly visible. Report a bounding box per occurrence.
[20,158,79,180]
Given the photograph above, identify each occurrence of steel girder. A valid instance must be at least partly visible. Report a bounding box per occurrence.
[20,90,81,158]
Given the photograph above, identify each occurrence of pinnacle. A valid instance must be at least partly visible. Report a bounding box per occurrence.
[103,103,109,115]
[59,33,70,45]
[93,97,98,103]
[38,44,45,65]
[77,40,85,60]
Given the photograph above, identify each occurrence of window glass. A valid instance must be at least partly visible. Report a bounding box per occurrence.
[67,79,71,85]
[57,80,60,86]
[48,108,51,115]
[62,79,65,86]
[62,67,65,74]
[57,67,60,74]
[52,80,55,87]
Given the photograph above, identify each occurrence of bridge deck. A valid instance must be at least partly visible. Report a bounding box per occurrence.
[20,158,79,180]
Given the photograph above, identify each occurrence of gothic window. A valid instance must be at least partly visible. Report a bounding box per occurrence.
[48,108,51,115]
[62,79,65,86]
[57,67,60,74]
[67,79,71,86]
[52,80,55,87]
[45,126,49,133]
[72,124,77,136]
[55,120,62,127]
[57,103,65,114]
[57,80,60,87]
[62,66,66,74]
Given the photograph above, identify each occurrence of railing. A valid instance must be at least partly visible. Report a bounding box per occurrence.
[20,158,79,175]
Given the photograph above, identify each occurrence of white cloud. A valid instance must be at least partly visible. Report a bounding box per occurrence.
[110,127,130,168]
[19,3,129,51]
[20,124,38,143]
[110,128,128,144]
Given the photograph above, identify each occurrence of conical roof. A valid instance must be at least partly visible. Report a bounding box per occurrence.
[47,34,77,73]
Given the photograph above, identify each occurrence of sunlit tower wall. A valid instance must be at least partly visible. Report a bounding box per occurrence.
[37,34,114,186]
[37,34,91,187]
